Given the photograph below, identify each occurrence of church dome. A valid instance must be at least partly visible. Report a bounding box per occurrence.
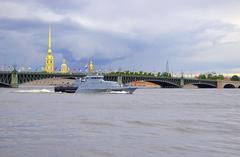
[61,59,69,73]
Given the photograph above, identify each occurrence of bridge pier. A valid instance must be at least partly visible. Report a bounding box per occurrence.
[180,78,184,88]
[217,80,240,88]
[117,76,123,85]
[10,69,18,88]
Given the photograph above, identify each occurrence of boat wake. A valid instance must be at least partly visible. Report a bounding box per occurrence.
[109,91,129,94]
[15,89,53,93]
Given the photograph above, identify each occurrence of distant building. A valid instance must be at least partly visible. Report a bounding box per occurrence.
[61,59,69,73]
[44,25,55,73]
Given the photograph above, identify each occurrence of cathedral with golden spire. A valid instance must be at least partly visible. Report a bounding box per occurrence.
[44,25,55,73]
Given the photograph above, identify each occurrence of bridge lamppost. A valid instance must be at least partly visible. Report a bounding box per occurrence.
[180,71,184,88]
[181,71,184,79]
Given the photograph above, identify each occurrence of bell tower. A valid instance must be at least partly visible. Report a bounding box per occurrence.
[44,25,55,73]
[88,60,94,74]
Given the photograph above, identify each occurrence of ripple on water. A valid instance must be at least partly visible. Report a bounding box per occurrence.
[0,88,240,157]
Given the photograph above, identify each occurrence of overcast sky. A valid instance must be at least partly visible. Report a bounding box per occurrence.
[1,0,240,72]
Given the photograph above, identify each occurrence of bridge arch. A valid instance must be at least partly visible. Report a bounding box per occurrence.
[224,84,235,88]
[146,80,180,88]
[187,83,216,88]
[0,82,10,87]
[127,80,180,88]
[129,80,160,87]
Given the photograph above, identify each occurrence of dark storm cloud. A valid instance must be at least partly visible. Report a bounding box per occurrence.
[1,0,240,72]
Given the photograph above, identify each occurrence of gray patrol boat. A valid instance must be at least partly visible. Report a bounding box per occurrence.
[55,75,137,94]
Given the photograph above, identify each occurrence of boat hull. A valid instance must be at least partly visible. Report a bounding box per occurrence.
[55,86,137,94]
[54,86,78,93]
[76,87,137,94]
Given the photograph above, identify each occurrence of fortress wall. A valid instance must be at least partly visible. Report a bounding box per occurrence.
[21,78,75,86]
[129,81,160,87]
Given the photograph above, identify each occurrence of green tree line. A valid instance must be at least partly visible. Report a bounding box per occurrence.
[199,73,240,81]
[198,73,224,80]
[108,71,172,78]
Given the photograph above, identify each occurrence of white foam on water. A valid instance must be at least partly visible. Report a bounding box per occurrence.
[15,89,53,93]
[109,91,129,94]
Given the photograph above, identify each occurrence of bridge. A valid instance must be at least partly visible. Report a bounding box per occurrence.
[105,75,240,88]
[0,70,85,88]
[1,70,240,88]
[104,74,218,88]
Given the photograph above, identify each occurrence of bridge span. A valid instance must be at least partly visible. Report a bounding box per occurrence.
[104,74,218,88]
[0,71,239,89]
[0,71,85,88]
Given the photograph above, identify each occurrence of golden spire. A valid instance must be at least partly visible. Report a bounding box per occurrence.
[48,25,52,54]
[44,24,55,73]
